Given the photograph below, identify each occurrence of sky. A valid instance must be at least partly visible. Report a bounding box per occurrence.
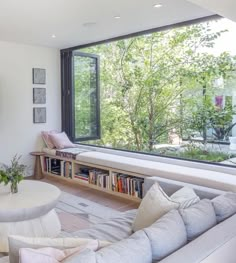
[203,18,236,56]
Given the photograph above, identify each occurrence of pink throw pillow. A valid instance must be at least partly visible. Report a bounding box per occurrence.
[41,131,59,149]
[49,132,75,149]
[19,240,99,263]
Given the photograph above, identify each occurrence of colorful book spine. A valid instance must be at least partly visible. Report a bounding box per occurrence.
[111,172,144,199]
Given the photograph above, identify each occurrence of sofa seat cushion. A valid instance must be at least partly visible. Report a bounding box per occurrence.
[71,210,136,243]
[76,152,236,192]
[159,214,236,263]
[179,199,217,241]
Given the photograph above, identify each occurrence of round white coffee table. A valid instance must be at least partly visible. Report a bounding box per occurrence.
[0,180,61,252]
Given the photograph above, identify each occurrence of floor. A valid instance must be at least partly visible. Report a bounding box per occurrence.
[41,176,139,233]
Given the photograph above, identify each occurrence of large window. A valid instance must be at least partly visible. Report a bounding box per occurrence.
[61,17,236,166]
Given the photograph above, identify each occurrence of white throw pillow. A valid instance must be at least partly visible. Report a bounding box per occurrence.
[171,187,200,208]
[19,241,99,263]
[211,192,236,223]
[144,210,187,261]
[179,199,217,241]
[132,183,179,232]
[8,236,110,263]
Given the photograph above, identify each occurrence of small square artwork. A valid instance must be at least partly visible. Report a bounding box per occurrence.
[33,88,46,104]
[33,107,46,123]
[33,68,46,84]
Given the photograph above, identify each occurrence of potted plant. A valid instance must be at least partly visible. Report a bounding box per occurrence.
[0,155,26,194]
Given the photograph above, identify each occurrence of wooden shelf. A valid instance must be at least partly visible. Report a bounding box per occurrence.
[41,154,145,202]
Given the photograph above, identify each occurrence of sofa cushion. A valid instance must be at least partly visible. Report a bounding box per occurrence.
[64,249,96,263]
[159,214,236,263]
[179,199,217,241]
[19,241,98,263]
[96,230,152,263]
[144,210,187,261]
[170,187,200,208]
[132,183,179,232]
[211,192,236,223]
[8,236,109,263]
[72,210,136,242]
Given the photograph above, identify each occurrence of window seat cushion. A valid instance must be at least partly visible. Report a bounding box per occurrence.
[76,151,236,192]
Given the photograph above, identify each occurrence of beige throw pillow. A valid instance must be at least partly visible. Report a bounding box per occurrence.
[132,183,179,232]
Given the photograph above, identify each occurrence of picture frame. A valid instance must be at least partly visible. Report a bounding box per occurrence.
[33,107,46,123]
[33,68,46,84]
[33,88,46,104]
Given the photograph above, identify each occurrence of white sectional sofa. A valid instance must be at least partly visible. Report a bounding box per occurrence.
[2,175,236,263]
[0,177,236,263]
[70,176,236,262]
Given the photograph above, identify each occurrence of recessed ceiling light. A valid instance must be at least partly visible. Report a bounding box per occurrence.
[154,3,162,8]
[51,34,56,38]
[114,16,121,19]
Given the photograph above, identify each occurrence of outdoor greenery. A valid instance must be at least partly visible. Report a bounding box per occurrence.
[159,143,232,163]
[75,19,236,163]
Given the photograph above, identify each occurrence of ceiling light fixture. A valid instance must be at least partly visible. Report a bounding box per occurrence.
[51,34,56,38]
[114,15,121,19]
[154,3,162,8]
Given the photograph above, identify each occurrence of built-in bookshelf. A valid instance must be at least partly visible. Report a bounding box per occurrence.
[41,155,145,202]
[111,172,144,199]
[44,157,72,179]
[74,164,110,189]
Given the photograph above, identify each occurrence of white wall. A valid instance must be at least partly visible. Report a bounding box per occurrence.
[0,41,61,174]
[187,0,236,22]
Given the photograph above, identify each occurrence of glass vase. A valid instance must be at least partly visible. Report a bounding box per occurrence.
[10,182,18,194]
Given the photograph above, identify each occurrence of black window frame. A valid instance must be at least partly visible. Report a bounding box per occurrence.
[61,50,101,142]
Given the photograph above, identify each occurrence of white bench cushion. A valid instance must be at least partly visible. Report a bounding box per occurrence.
[76,152,236,192]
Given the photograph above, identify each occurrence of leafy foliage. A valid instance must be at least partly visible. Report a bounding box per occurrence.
[161,143,232,162]
[0,155,25,186]
[75,19,236,161]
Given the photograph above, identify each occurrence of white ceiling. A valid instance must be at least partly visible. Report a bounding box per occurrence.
[0,0,213,49]
[187,0,236,23]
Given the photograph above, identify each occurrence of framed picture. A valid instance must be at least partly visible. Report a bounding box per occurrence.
[33,107,46,123]
[33,68,46,84]
[33,88,46,104]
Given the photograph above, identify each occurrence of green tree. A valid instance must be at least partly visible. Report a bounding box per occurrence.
[77,20,236,153]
